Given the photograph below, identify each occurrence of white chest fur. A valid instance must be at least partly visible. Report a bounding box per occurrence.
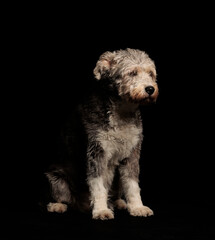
[97,109,142,164]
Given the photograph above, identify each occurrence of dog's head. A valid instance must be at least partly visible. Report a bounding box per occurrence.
[93,48,159,105]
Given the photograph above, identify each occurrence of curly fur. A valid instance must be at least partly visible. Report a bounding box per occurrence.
[44,48,158,220]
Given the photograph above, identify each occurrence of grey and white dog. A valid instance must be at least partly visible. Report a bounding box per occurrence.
[45,48,159,220]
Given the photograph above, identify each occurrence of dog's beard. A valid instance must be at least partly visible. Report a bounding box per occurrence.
[121,93,157,106]
[139,96,157,105]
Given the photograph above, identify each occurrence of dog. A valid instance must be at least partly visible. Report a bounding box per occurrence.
[45,48,159,220]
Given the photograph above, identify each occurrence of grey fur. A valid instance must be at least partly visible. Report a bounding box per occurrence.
[45,48,158,219]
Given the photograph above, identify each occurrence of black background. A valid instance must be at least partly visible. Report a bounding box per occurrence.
[2,3,215,239]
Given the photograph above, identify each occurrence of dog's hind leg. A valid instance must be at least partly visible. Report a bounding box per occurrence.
[45,169,73,213]
[111,167,127,210]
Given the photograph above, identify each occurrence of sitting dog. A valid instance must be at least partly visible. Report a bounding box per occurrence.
[45,48,159,220]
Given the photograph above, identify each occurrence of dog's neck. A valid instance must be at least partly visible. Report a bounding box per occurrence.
[94,79,140,115]
[110,97,139,117]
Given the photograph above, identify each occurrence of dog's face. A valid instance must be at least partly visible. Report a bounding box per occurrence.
[93,48,159,105]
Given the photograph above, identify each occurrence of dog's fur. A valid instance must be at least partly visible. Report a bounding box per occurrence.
[45,48,159,220]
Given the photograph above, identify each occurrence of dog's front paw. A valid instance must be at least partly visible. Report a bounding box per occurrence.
[92,208,114,220]
[127,204,154,217]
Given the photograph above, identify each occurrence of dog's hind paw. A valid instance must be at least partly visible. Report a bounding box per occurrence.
[47,202,68,213]
[114,199,127,210]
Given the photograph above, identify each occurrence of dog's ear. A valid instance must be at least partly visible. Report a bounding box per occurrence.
[93,51,116,80]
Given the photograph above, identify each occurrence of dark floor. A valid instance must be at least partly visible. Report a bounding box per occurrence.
[2,202,215,240]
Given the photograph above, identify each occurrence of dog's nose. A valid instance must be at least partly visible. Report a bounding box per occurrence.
[145,86,155,95]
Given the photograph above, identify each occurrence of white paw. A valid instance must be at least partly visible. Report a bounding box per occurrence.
[127,204,154,217]
[114,199,127,210]
[92,208,114,220]
[47,202,68,213]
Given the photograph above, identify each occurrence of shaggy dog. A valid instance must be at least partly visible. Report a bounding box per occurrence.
[45,48,158,220]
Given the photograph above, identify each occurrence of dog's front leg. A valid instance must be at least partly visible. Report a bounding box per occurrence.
[122,177,153,217]
[87,143,114,220]
[119,145,154,217]
[88,176,114,220]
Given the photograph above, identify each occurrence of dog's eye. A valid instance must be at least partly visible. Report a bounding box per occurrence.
[149,71,154,78]
[129,70,138,77]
